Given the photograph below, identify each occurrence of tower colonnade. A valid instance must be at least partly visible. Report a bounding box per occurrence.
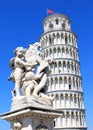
[42,45,79,62]
[47,75,82,91]
[48,92,84,109]
[55,110,86,128]
[40,31,78,49]
[40,13,87,130]
[49,60,80,76]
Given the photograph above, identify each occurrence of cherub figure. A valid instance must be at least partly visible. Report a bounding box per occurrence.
[9,47,33,97]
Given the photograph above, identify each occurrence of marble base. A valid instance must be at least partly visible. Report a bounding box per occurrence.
[0,96,62,130]
[11,95,53,111]
[1,106,62,130]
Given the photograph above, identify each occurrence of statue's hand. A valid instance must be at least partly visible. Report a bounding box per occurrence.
[36,72,44,79]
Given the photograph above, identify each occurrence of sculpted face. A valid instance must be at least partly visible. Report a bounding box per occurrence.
[14,47,26,58]
[13,122,22,130]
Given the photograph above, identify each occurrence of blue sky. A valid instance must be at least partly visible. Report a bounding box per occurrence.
[0,0,93,129]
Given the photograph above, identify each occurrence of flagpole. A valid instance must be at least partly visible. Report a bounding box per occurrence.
[47,9,48,16]
[47,9,50,16]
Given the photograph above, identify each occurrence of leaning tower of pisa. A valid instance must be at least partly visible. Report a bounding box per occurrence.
[40,13,87,130]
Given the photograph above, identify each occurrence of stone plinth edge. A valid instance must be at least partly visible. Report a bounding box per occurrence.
[0,106,62,122]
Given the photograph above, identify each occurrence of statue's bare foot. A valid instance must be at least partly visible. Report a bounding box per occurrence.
[39,93,54,101]
[32,93,39,98]
[48,96,54,101]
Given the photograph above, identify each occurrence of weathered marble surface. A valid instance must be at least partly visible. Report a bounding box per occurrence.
[0,43,60,130]
[1,106,61,130]
[9,42,54,107]
[11,95,53,111]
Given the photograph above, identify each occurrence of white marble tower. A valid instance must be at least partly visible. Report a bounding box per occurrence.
[40,13,87,130]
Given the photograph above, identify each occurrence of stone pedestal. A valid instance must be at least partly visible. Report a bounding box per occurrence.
[0,96,62,130]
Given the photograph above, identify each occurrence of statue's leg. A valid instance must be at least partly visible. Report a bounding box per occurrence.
[15,80,21,97]
[25,82,35,96]
[32,74,47,97]
[13,69,23,97]
[22,81,27,96]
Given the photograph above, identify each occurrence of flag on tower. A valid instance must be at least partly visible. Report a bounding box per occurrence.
[47,9,54,14]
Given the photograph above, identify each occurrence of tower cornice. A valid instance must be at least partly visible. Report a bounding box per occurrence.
[41,44,78,53]
[43,13,71,25]
[48,73,82,79]
[40,30,77,40]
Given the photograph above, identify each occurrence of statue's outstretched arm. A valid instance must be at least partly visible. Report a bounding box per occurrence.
[16,58,33,67]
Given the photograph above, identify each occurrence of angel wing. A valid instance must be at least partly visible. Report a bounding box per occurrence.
[9,57,15,69]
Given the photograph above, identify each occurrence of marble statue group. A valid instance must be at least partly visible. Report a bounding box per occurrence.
[9,42,53,101]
